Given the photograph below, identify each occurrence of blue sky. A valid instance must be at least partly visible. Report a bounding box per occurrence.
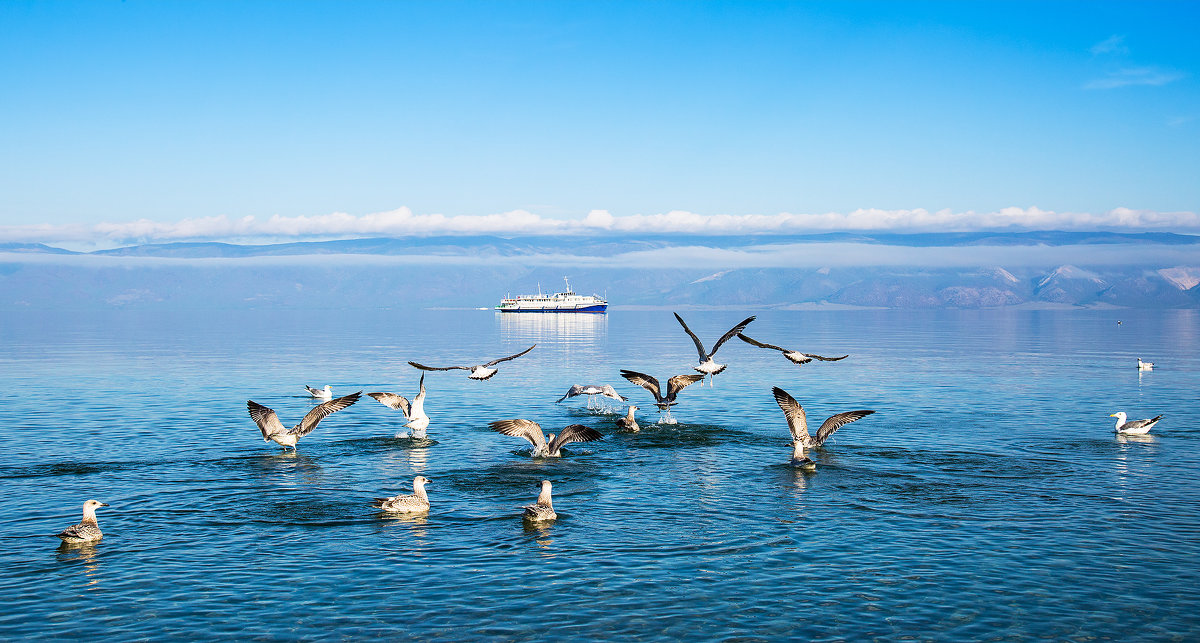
[1,0,1197,245]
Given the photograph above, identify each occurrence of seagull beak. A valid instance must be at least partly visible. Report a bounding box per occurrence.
[100,503,109,507]
[1109,414,1117,417]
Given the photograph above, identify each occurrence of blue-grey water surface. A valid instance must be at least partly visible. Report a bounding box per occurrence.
[1,308,1198,640]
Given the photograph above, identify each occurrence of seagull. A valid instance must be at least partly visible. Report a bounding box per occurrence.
[373,476,431,514]
[555,384,628,409]
[247,392,361,450]
[57,499,108,543]
[616,405,640,432]
[522,480,557,522]
[488,419,603,457]
[674,312,756,385]
[409,345,536,381]
[368,374,429,438]
[737,333,849,367]
[1110,412,1162,435]
[1137,358,1155,371]
[772,387,874,469]
[619,369,705,423]
[305,384,333,400]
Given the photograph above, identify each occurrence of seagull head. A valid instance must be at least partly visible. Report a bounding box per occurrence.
[414,476,431,487]
[84,499,108,510]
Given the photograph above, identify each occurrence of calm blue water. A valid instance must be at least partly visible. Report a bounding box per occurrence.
[1,308,1198,640]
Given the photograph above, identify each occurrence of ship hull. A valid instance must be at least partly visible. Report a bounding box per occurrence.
[495,304,607,313]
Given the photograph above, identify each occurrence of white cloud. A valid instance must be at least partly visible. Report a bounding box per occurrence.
[1090,35,1128,56]
[2,206,1199,247]
[1085,66,1185,89]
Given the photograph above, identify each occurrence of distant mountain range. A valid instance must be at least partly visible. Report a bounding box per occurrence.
[2,232,1198,309]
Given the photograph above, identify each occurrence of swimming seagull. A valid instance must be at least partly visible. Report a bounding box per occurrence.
[1110,412,1162,435]
[57,499,109,543]
[247,392,362,450]
[305,384,333,400]
[1137,358,1155,371]
[408,345,537,381]
[616,405,640,432]
[619,369,705,423]
[488,419,603,457]
[772,387,874,469]
[522,480,557,522]
[737,333,849,367]
[373,476,431,514]
[368,374,430,438]
[555,384,628,409]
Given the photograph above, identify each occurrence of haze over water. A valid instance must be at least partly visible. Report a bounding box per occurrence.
[1,308,1198,640]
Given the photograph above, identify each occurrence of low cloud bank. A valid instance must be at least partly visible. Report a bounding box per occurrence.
[3,206,1199,247]
[3,241,1195,270]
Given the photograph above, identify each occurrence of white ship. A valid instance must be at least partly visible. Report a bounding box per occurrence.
[496,278,608,313]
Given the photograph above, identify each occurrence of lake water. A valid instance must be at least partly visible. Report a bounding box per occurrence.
[1,308,1198,640]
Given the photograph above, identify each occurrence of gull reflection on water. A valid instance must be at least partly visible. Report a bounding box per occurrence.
[523,519,556,556]
[56,541,102,589]
[498,312,607,345]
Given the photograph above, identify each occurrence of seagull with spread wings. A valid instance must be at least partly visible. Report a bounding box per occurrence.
[674,313,756,385]
[246,392,361,450]
[738,333,849,367]
[772,387,874,469]
[619,369,705,424]
[408,345,536,381]
[488,419,603,457]
[368,374,430,438]
[555,384,628,409]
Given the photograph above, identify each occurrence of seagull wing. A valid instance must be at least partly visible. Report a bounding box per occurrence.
[408,361,468,372]
[771,387,810,442]
[489,419,547,450]
[484,344,537,367]
[620,369,663,403]
[802,352,850,362]
[599,385,628,401]
[367,392,411,416]
[556,384,586,403]
[247,400,287,439]
[548,424,604,452]
[737,333,788,353]
[1123,415,1163,430]
[292,391,361,437]
[674,312,709,360]
[708,316,757,356]
[665,373,706,403]
[814,410,875,447]
[304,385,323,396]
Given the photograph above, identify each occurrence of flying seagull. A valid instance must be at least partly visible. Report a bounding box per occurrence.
[522,480,557,522]
[409,345,536,381]
[305,384,333,400]
[737,333,849,367]
[772,386,874,469]
[619,369,705,423]
[373,476,431,514]
[1110,412,1162,435]
[555,384,628,409]
[674,312,756,385]
[368,373,430,438]
[57,499,109,543]
[246,392,361,450]
[488,419,603,457]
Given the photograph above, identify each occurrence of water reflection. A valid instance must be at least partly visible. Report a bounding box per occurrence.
[498,312,607,344]
[263,452,324,486]
[56,542,102,589]
[523,520,556,555]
